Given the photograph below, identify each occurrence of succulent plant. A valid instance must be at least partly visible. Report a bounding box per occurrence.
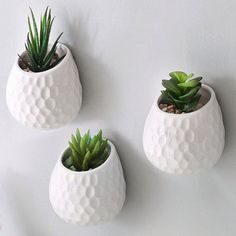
[161,71,202,112]
[62,129,111,171]
[18,7,65,72]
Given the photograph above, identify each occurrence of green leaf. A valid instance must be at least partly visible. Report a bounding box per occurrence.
[66,129,110,172]
[40,7,48,46]
[162,79,181,96]
[91,141,101,156]
[71,135,80,152]
[29,7,40,54]
[71,149,82,170]
[25,43,38,71]
[97,130,102,140]
[187,76,202,82]
[179,86,201,101]
[98,139,108,154]
[91,146,110,169]
[28,17,37,54]
[160,90,172,103]
[80,135,87,155]
[169,71,188,82]
[186,73,194,80]
[91,159,105,169]
[76,129,81,143]
[39,10,52,62]
[89,135,98,151]
[21,7,64,72]
[183,94,201,112]
[177,79,200,88]
[40,10,54,63]
[68,141,79,154]
[82,151,92,171]
[161,90,186,110]
[41,32,63,70]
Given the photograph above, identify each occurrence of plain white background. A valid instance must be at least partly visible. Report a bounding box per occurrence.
[0,0,236,235]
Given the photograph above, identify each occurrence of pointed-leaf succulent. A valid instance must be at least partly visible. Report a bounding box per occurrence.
[161,71,202,112]
[18,7,65,72]
[62,129,111,171]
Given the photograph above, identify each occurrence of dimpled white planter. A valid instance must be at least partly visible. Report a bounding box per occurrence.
[143,84,225,175]
[49,141,126,225]
[6,44,82,129]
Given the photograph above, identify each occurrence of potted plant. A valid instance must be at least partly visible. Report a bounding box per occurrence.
[143,71,225,175]
[49,129,126,225]
[6,7,82,129]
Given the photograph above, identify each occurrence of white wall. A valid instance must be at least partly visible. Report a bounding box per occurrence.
[0,0,236,235]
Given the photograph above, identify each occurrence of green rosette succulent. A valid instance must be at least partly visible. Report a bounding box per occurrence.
[161,71,202,112]
[62,129,111,171]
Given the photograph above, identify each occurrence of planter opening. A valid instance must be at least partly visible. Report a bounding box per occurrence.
[61,144,112,173]
[158,85,212,114]
[18,45,67,73]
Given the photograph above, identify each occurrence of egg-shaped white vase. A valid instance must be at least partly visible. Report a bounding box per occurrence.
[143,84,225,175]
[6,43,82,129]
[49,141,126,225]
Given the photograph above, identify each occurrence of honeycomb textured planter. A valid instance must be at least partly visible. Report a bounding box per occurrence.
[6,44,82,129]
[49,141,126,225]
[143,84,225,175]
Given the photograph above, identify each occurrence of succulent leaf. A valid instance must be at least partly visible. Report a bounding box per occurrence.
[186,73,194,80]
[76,129,81,143]
[177,79,200,88]
[161,71,203,112]
[179,86,201,101]
[169,71,188,83]
[187,76,202,82]
[63,130,111,171]
[183,94,201,112]
[19,7,64,72]
[82,151,91,171]
[162,79,181,96]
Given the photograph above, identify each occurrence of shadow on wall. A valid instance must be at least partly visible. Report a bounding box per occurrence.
[107,130,166,227]
[61,11,120,124]
[208,78,235,157]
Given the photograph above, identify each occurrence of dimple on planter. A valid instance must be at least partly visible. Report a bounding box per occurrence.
[49,141,126,225]
[6,43,82,129]
[143,84,225,175]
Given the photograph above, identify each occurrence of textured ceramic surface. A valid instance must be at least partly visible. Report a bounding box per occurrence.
[6,44,82,129]
[49,141,126,225]
[143,84,225,175]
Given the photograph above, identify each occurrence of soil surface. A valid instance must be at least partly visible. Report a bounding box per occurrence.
[159,102,204,114]
[19,53,59,72]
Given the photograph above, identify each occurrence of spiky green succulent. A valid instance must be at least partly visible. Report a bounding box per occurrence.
[62,129,111,171]
[161,71,202,112]
[18,7,65,72]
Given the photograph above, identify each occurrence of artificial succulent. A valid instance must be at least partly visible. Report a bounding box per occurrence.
[18,7,65,72]
[161,71,202,112]
[62,129,111,171]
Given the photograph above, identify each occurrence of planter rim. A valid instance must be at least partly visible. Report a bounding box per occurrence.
[15,43,70,76]
[156,84,215,117]
[58,140,116,175]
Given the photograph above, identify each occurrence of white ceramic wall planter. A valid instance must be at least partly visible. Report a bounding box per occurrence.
[49,141,126,225]
[6,43,82,129]
[143,84,225,175]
